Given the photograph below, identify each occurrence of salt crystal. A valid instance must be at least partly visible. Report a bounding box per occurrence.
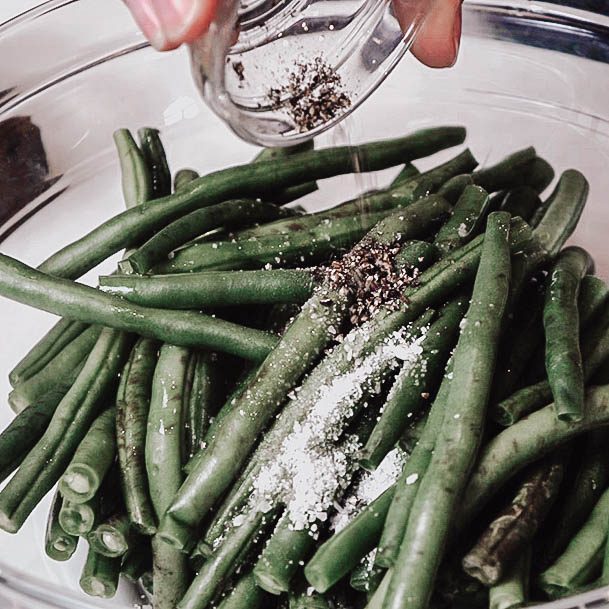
[406,473,419,485]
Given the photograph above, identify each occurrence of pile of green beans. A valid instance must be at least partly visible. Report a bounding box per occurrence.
[1,124,608,609]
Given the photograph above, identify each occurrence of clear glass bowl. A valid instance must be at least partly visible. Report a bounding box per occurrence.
[1,0,609,608]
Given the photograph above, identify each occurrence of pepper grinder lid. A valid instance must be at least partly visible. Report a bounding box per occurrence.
[189,0,435,147]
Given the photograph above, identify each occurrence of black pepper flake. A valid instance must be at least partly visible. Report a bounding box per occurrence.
[268,57,351,132]
[232,61,245,82]
[315,237,415,328]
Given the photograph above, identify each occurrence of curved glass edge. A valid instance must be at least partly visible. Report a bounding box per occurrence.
[465,0,609,64]
[0,560,132,609]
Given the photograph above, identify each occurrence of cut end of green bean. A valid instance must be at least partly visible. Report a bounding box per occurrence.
[89,527,129,558]
[59,502,97,537]
[7,390,29,414]
[157,513,195,552]
[538,577,571,600]
[253,567,288,595]
[117,258,137,275]
[60,468,97,503]
[46,535,78,562]
[304,564,333,595]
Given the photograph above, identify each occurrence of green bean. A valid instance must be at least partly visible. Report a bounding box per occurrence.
[533,170,589,257]
[233,192,407,241]
[174,168,200,191]
[0,329,130,533]
[433,185,490,257]
[122,199,293,274]
[79,545,121,598]
[157,209,392,273]
[8,325,102,413]
[389,150,477,204]
[390,162,420,187]
[398,416,427,454]
[100,269,316,309]
[499,186,541,223]
[290,578,331,609]
[350,557,384,595]
[39,127,466,279]
[121,539,152,582]
[544,247,593,422]
[45,489,78,562]
[9,319,88,387]
[580,275,609,326]
[490,282,545,406]
[113,128,153,209]
[539,486,609,598]
[366,570,391,609]
[138,127,171,198]
[177,509,276,609]
[462,454,565,585]
[0,252,277,360]
[437,174,474,204]
[116,338,158,535]
[394,240,438,271]
[184,365,260,479]
[376,363,454,568]
[89,511,135,558]
[160,198,449,550]
[273,181,319,204]
[146,344,190,515]
[515,272,609,394]
[360,297,467,470]
[146,343,190,609]
[306,487,395,593]
[0,381,75,485]
[217,571,266,609]
[496,296,609,425]
[254,513,317,594]
[489,550,530,609]
[59,407,116,504]
[459,384,609,528]
[256,140,319,202]
[384,212,512,609]
[543,430,609,564]
[507,237,548,310]
[523,156,555,194]
[59,496,99,536]
[185,352,219,460]
[471,147,536,192]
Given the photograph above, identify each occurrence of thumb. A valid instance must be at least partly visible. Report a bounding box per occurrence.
[394,0,463,68]
[123,0,219,51]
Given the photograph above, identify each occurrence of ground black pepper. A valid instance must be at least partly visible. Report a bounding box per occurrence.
[268,57,351,132]
[317,237,413,328]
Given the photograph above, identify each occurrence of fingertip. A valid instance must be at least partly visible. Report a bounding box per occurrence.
[405,0,463,68]
[174,0,219,45]
[123,0,219,51]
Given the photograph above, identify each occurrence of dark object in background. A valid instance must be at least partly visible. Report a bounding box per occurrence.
[0,116,59,241]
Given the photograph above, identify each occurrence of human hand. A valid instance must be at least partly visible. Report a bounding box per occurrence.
[124,0,462,68]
